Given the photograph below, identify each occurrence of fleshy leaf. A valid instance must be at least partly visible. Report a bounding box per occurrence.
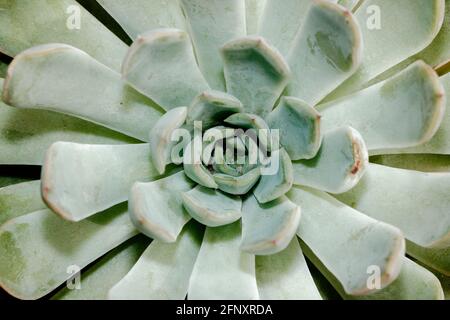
[41,142,158,222]
[0,0,128,71]
[214,167,261,195]
[241,195,301,255]
[180,0,246,90]
[253,148,293,204]
[122,29,210,111]
[0,204,137,299]
[292,126,368,194]
[0,180,45,225]
[345,258,444,300]
[287,0,363,106]
[188,222,260,300]
[3,44,163,141]
[381,72,450,155]
[0,79,136,165]
[256,237,322,300]
[108,222,202,300]
[187,91,243,129]
[320,61,446,153]
[184,135,218,189]
[258,0,317,56]
[245,0,267,35]
[129,171,194,243]
[328,0,445,99]
[97,0,187,40]
[52,235,150,300]
[266,96,321,160]
[221,36,291,117]
[289,186,405,295]
[407,242,450,277]
[150,107,187,174]
[336,163,450,248]
[224,112,271,151]
[182,186,242,227]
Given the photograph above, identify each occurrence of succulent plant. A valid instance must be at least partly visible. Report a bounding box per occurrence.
[0,0,449,300]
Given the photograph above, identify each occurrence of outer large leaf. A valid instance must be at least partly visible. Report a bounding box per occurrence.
[122,29,210,111]
[328,0,445,99]
[336,163,450,248]
[0,78,136,165]
[180,0,246,91]
[383,72,450,155]
[407,242,450,276]
[287,0,362,106]
[52,235,150,300]
[320,61,446,153]
[0,180,46,225]
[245,0,267,35]
[0,203,137,299]
[289,186,405,295]
[188,222,259,300]
[258,0,320,56]
[97,0,186,40]
[256,237,322,300]
[108,222,202,300]
[0,0,127,71]
[41,142,158,222]
[3,44,163,141]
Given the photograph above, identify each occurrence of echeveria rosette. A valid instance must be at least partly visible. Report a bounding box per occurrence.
[0,0,448,301]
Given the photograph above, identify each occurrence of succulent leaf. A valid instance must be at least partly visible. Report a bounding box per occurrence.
[0,180,46,225]
[187,91,243,129]
[188,222,260,300]
[97,0,187,40]
[0,204,137,299]
[336,163,450,248]
[407,242,450,276]
[182,186,242,227]
[266,96,321,160]
[221,36,291,117]
[3,44,163,141]
[129,171,194,243]
[245,0,267,35]
[41,142,158,222]
[53,235,150,300]
[214,167,261,195]
[258,0,341,55]
[0,0,127,71]
[225,112,272,152]
[179,0,247,90]
[287,0,363,106]
[0,78,136,165]
[256,237,322,300]
[122,29,210,110]
[293,126,368,194]
[378,72,450,155]
[253,148,294,204]
[150,107,188,175]
[328,0,446,99]
[183,135,219,189]
[241,195,301,255]
[320,61,446,153]
[108,222,202,300]
[290,186,405,295]
[344,258,444,300]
